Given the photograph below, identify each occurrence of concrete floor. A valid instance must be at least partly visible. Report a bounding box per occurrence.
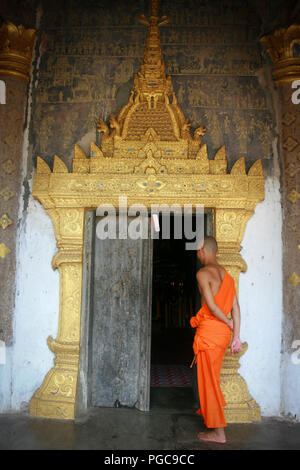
[1,388,300,451]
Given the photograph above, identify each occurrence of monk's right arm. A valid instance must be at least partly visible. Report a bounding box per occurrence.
[231,296,240,339]
[231,296,241,354]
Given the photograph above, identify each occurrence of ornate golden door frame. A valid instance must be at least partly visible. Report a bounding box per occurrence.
[29,0,264,421]
[29,147,264,421]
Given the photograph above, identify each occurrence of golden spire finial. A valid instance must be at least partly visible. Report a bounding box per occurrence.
[134,0,172,103]
[150,0,159,17]
[97,0,207,149]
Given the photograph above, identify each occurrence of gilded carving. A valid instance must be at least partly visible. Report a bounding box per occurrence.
[36,157,51,174]
[30,0,264,422]
[30,204,84,418]
[261,25,300,84]
[0,21,36,82]
[247,159,263,176]
[49,374,75,398]
[30,366,78,420]
[230,157,246,175]
[215,209,254,249]
[58,265,82,342]
[222,343,260,422]
[59,209,84,237]
[53,155,68,173]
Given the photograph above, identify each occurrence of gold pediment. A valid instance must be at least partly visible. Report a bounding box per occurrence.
[34,146,264,210]
[33,0,264,208]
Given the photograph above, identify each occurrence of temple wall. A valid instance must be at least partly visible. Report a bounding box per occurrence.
[0,0,298,420]
[4,196,59,410]
[239,176,283,416]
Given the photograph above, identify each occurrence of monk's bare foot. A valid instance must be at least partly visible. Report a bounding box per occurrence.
[197,428,226,444]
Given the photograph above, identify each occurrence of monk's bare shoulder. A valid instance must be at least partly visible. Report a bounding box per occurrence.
[206,264,226,281]
[196,267,211,287]
[197,265,226,297]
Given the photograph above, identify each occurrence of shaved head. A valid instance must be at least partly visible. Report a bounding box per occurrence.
[199,236,218,254]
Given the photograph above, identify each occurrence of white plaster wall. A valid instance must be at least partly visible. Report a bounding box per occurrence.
[280,352,300,420]
[0,190,59,412]
[239,175,283,416]
[0,346,12,411]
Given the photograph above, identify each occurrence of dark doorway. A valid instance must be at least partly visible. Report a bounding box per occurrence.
[150,212,212,410]
[151,234,196,367]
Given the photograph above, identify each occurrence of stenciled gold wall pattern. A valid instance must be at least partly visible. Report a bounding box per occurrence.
[0,19,36,344]
[0,78,28,344]
[282,83,300,298]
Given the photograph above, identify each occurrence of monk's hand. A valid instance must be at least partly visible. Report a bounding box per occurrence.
[231,337,241,355]
[227,318,234,330]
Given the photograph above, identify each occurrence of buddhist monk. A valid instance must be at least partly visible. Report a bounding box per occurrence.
[190,236,241,444]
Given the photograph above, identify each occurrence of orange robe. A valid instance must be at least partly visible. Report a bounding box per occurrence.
[190,271,236,428]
